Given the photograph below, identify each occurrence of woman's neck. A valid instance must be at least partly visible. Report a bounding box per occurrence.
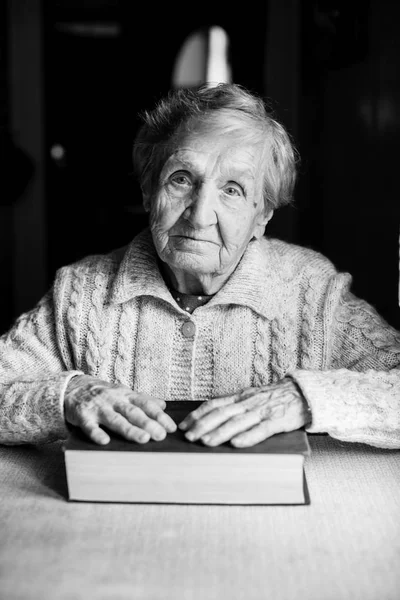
[161,263,229,295]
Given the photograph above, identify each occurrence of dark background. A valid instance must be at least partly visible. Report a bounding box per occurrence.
[1,0,399,334]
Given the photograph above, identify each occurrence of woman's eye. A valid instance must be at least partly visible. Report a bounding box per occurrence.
[170,173,191,187]
[224,184,243,197]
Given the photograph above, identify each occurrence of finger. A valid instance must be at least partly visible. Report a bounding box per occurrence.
[130,393,166,411]
[200,411,262,447]
[183,402,245,442]
[130,400,176,433]
[100,408,151,444]
[78,418,111,445]
[230,420,280,448]
[128,396,176,432]
[234,387,262,402]
[155,410,177,433]
[115,403,167,441]
[178,396,236,432]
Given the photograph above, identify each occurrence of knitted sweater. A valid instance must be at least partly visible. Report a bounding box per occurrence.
[1,229,399,447]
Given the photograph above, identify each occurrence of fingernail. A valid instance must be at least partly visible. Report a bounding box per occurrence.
[98,435,110,445]
[231,438,244,447]
[201,435,210,444]
[157,414,177,432]
[178,420,188,430]
[185,431,195,441]
[166,417,177,432]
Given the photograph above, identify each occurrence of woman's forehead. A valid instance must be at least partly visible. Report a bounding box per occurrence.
[167,128,261,167]
[164,140,259,178]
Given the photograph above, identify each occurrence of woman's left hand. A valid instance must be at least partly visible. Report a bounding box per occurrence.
[178,377,311,447]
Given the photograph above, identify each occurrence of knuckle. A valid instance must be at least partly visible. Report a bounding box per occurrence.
[150,406,163,417]
[188,409,200,421]
[190,411,206,424]
[74,402,88,417]
[113,399,130,413]
[207,398,221,410]
[107,411,124,426]
[153,397,166,407]
[214,406,228,418]
[238,387,258,401]
[98,405,113,419]
[128,393,148,408]
[141,398,162,413]
[258,405,272,420]
[230,414,247,425]
[75,403,97,421]
[121,423,136,438]
[140,417,154,430]
[80,419,97,434]
[126,405,144,420]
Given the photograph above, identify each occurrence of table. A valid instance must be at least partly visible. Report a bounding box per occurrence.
[0,435,399,600]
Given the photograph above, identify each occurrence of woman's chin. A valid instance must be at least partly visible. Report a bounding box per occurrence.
[165,250,219,276]
[171,236,219,252]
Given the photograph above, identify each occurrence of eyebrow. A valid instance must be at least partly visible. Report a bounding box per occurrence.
[165,157,196,171]
[164,156,256,182]
[221,166,255,181]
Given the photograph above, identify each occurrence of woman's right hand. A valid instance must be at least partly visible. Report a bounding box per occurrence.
[64,375,176,445]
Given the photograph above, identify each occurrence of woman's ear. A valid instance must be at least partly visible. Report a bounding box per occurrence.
[142,186,151,213]
[253,209,274,239]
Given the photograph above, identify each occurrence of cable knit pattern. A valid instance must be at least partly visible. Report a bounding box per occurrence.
[0,291,82,444]
[300,282,316,369]
[270,317,295,382]
[85,272,104,376]
[253,315,271,386]
[0,228,399,446]
[293,369,400,449]
[335,294,400,353]
[65,266,85,367]
[114,302,137,386]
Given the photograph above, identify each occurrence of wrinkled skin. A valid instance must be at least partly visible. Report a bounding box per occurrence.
[145,128,309,445]
[145,129,272,294]
[179,378,310,447]
[64,375,176,445]
[64,126,310,446]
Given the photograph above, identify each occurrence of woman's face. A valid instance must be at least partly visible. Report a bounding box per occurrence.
[146,128,271,286]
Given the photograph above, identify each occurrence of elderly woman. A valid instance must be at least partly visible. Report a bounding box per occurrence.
[1,83,400,449]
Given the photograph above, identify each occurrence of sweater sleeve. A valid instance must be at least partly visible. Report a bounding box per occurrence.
[290,276,400,448]
[0,291,83,445]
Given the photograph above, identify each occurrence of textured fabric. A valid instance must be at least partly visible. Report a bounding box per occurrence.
[0,438,399,600]
[0,228,400,446]
[169,288,214,313]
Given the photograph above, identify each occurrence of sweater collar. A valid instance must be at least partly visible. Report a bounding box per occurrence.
[109,228,284,320]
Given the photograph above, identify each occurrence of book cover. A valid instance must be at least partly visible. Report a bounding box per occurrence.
[64,401,311,505]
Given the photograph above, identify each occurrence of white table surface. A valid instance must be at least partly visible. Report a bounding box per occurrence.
[0,434,399,600]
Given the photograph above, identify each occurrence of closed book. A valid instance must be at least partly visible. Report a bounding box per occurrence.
[63,401,311,505]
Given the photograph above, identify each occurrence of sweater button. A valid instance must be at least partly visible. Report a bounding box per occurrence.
[181,320,196,338]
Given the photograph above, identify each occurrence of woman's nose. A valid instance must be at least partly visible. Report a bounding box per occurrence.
[184,186,217,228]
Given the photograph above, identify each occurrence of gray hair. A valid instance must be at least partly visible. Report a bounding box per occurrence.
[132,83,299,212]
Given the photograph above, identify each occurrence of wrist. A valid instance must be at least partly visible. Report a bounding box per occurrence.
[284,375,312,427]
